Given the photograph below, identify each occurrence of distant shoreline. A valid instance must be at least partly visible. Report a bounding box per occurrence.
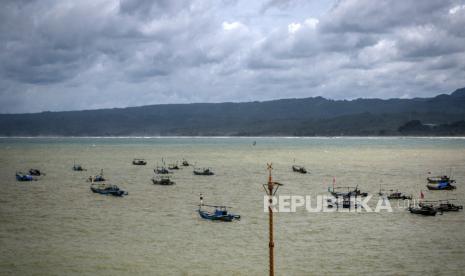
[2,136,465,139]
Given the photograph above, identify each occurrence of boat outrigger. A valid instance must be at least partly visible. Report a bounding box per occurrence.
[132,159,147,165]
[292,165,307,174]
[15,172,35,181]
[198,195,240,222]
[152,175,175,185]
[193,168,214,176]
[90,182,128,196]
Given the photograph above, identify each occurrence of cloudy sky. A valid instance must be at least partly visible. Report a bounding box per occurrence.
[1,0,465,113]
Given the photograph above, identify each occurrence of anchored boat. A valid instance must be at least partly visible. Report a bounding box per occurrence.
[420,200,463,212]
[408,204,437,216]
[193,168,214,176]
[90,182,128,196]
[132,159,147,165]
[426,181,456,190]
[181,159,190,166]
[152,175,175,185]
[73,161,86,171]
[88,169,106,182]
[155,166,171,174]
[15,172,35,181]
[28,169,44,176]
[292,165,307,174]
[198,195,240,222]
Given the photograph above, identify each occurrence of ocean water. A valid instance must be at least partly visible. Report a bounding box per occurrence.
[0,137,464,275]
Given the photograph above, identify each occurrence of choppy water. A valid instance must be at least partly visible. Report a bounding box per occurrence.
[1,137,465,275]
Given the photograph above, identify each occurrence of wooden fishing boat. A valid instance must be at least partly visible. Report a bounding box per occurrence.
[387,191,412,200]
[87,169,106,182]
[73,161,86,171]
[181,159,190,166]
[198,195,240,221]
[292,165,307,174]
[193,168,214,175]
[15,172,35,181]
[155,166,171,174]
[426,182,456,190]
[427,175,453,184]
[152,175,175,185]
[408,204,437,216]
[90,182,128,196]
[28,169,44,176]
[168,163,180,170]
[132,159,147,165]
[420,200,463,212]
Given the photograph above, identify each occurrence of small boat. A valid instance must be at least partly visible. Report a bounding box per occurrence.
[427,175,453,184]
[15,172,35,181]
[28,169,44,176]
[426,182,456,190]
[193,168,214,175]
[386,190,412,200]
[198,195,240,222]
[90,182,128,196]
[182,159,190,166]
[326,196,361,209]
[152,175,175,185]
[168,163,180,170]
[329,185,368,198]
[73,161,86,171]
[420,200,463,212]
[132,159,147,165]
[155,166,171,174]
[88,169,106,182]
[292,165,307,174]
[408,204,437,216]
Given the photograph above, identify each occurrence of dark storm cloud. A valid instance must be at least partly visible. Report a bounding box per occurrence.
[0,0,464,113]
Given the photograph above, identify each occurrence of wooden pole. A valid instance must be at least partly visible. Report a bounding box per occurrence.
[267,165,274,276]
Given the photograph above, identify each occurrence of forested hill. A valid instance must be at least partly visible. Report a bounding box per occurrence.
[1,87,465,136]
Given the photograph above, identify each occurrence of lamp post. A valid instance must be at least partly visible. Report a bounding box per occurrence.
[263,163,283,276]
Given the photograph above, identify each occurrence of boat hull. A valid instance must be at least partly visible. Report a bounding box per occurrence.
[426,183,456,190]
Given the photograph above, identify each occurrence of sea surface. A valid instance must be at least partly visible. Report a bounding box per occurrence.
[1,137,465,275]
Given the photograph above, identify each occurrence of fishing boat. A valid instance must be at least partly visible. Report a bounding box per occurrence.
[132,159,147,165]
[427,175,453,184]
[385,190,412,200]
[168,163,180,170]
[73,161,86,171]
[292,165,307,174]
[198,195,240,222]
[155,166,171,174]
[426,181,456,190]
[193,168,214,175]
[15,172,35,181]
[329,185,368,198]
[326,196,361,209]
[408,204,437,216]
[87,169,106,182]
[420,200,463,212]
[28,169,44,176]
[182,159,190,166]
[152,175,175,185]
[90,182,128,196]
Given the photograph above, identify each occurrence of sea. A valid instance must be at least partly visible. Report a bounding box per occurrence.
[1,137,464,275]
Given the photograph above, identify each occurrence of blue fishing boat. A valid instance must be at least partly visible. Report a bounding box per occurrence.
[90,183,128,196]
[197,195,240,222]
[87,169,106,182]
[15,172,35,181]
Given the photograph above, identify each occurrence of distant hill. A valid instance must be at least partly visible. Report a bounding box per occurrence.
[1,87,465,136]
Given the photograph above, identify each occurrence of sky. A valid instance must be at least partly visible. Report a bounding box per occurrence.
[1,0,465,113]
